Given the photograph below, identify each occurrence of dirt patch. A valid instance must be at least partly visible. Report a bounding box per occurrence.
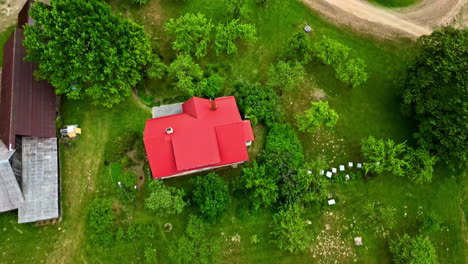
[0,0,27,32]
[300,0,466,39]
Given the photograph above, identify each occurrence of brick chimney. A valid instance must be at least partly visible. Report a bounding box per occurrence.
[210,99,217,110]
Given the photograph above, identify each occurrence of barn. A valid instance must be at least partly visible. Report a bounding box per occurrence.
[0,0,60,223]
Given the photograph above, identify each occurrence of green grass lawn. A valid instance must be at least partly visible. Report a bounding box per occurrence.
[0,0,465,263]
[0,26,14,65]
[368,0,420,8]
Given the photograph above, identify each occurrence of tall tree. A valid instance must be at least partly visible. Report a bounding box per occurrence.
[214,19,257,55]
[282,31,313,64]
[270,204,310,253]
[165,13,213,58]
[145,180,187,217]
[167,54,204,96]
[23,0,152,107]
[191,173,231,220]
[401,27,468,169]
[313,36,350,66]
[295,101,339,133]
[336,58,368,88]
[361,136,408,176]
[242,161,278,210]
[267,61,305,93]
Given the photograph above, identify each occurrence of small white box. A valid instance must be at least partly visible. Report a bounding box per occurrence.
[320,170,324,175]
[328,199,336,205]
[339,165,345,171]
[348,162,353,167]
[357,163,362,168]
[332,168,337,173]
[326,171,332,178]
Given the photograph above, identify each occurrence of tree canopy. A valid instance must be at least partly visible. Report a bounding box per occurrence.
[336,58,368,88]
[296,101,339,133]
[401,27,468,169]
[270,204,310,253]
[145,180,187,217]
[191,173,231,220]
[24,0,152,107]
[242,161,278,210]
[389,234,438,264]
[233,80,283,126]
[282,31,313,63]
[267,61,305,93]
[167,54,204,96]
[214,19,257,55]
[165,13,213,58]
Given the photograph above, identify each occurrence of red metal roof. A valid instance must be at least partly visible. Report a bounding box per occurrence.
[143,96,255,178]
[0,29,56,149]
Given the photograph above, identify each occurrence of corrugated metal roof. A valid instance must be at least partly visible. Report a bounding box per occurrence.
[144,96,255,178]
[0,29,57,150]
[18,137,59,223]
[0,160,24,213]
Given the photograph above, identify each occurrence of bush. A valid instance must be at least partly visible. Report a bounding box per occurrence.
[282,31,313,63]
[242,161,278,210]
[168,215,221,264]
[87,198,115,246]
[389,234,438,264]
[144,247,157,264]
[270,204,310,253]
[361,136,408,176]
[419,211,441,234]
[214,19,257,55]
[261,123,304,182]
[233,80,283,126]
[104,131,138,163]
[147,54,166,80]
[362,201,397,232]
[145,180,187,217]
[191,173,231,220]
[198,73,224,98]
[295,101,339,133]
[266,61,304,93]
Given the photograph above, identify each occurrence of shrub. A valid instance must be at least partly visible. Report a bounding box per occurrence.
[261,123,304,182]
[147,54,166,80]
[191,173,231,220]
[362,201,397,232]
[145,180,187,217]
[144,247,157,264]
[389,234,438,264]
[233,80,283,126]
[87,198,115,246]
[270,204,310,253]
[165,13,213,57]
[266,61,304,93]
[104,131,138,163]
[336,58,368,88]
[282,31,313,63]
[419,211,441,234]
[361,136,408,176]
[296,101,339,133]
[215,19,257,55]
[198,73,224,98]
[242,161,278,210]
[167,54,204,96]
[168,215,221,264]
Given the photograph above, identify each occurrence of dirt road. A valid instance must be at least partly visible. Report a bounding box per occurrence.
[301,0,467,39]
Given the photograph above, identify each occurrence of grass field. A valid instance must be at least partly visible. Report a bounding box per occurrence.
[0,0,465,263]
[368,0,420,8]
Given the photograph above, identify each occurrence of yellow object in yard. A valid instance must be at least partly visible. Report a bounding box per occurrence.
[74,128,81,134]
[67,133,76,138]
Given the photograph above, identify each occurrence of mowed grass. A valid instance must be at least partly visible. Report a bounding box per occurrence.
[0,0,465,263]
[368,0,420,8]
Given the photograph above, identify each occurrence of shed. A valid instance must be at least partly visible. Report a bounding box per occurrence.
[0,141,24,213]
[18,137,59,223]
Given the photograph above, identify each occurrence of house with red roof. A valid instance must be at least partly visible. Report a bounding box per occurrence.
[143,96,255,179]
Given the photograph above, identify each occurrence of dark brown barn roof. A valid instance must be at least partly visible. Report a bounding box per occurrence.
[17,0,35,29]
[0,29,56,150]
